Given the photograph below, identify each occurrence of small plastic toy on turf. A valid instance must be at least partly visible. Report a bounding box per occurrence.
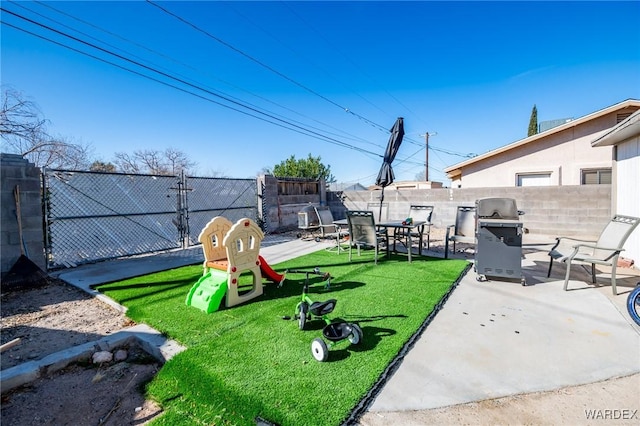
[287,268,363,362]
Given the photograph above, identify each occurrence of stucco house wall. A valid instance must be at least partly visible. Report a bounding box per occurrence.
[592,110,640,267]
[445,100,640,188]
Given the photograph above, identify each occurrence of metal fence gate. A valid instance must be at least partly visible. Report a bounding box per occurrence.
[44,169,257,269]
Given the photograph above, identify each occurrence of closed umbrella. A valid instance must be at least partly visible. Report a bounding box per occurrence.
[375,117,404,221]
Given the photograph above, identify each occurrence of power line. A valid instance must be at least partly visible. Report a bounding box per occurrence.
[2,4,439,174]
[32,0,193,69]
[277,2,392,119]
[27,0,381,149]
[3,4,389,152]
[236,4,461,175]
[275,2,463,160]
[145,0,391,134]
[0,16,378,157]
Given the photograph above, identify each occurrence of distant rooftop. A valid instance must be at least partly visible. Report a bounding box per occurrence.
[329,182,368,192]
[538,118,573,133]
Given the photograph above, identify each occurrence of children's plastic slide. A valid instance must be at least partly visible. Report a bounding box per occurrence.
[185,255,285,314]
[258,255,285,285]
[185,269,228,314]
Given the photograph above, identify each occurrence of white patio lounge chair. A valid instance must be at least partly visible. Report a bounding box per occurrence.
[547,214,640,295]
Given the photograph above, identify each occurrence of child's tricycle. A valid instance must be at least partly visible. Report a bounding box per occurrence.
[287,268,363,362]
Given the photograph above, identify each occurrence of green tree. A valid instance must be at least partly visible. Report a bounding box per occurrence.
[89,160,116,172]
[528,104,538,137]
[271,154,335,182]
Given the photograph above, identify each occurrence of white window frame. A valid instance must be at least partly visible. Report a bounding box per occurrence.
[516,173,552,187]
[581,168,612,185]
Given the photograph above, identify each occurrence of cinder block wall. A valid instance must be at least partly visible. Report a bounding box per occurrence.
[329,185,611,240]
[258,175,327,233]
[1,154,46,276]
[0,164,613,278]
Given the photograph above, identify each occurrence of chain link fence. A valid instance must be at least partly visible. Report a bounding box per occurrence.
[184,176,259,245]
[44,169,257,269]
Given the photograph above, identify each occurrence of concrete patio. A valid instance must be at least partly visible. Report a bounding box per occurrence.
[360,235,640,422]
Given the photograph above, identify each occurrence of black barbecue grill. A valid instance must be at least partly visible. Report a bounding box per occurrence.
[474,198,526,285]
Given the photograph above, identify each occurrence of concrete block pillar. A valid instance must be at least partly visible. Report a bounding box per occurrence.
[257,174,280,232]
[1,153,46,276]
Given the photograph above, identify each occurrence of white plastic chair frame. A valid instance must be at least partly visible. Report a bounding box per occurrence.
[547,214,640,295]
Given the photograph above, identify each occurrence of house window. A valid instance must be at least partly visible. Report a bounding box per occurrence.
[581,168,611,185]
[517,173,551,187]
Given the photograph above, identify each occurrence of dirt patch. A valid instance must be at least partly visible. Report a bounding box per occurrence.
[1,279,132,369]
[1,279,163,425]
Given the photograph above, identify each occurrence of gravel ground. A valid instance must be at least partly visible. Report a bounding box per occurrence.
[1,279,163,425]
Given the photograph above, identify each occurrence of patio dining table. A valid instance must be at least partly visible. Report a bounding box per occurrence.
[335,218,425,263]
[377,220,426,263]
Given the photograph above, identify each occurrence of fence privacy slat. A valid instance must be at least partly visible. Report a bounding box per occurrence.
[44,170,257,269]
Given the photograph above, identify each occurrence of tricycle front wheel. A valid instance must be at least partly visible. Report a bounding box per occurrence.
[298,311,307,330]
[297,302,308,330]
[348,323,363,345]
[311,338,328,362]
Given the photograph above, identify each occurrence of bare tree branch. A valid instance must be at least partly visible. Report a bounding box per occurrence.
[1,87,92,169]
[0,87,48,139]
[113,152,141,174]
[165,147,196,175]
[112,147,197,175]
[135,149,169,175]
[2,88,202,175]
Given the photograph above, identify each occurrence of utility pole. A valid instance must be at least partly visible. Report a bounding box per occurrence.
[423,132,437,182]
[425,132,429,182]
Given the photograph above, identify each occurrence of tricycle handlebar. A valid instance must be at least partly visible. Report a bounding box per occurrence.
[286,268,330,279]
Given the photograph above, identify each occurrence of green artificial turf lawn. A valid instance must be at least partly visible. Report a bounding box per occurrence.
[97,249,469,426]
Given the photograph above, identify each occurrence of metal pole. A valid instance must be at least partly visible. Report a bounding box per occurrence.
[182,171,190,248]
[425,132,429,182]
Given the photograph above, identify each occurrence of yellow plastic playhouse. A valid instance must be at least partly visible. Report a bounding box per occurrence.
[185,217,283,313]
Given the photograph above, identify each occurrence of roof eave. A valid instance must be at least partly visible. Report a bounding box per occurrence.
[444,98,640,173]
[591,110,640,147]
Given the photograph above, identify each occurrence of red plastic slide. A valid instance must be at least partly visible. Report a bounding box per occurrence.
[258,255,285,285]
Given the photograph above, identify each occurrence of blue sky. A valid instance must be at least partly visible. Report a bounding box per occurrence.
[2,1,639,185]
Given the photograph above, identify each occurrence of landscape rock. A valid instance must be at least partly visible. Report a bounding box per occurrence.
[114,349,128,361]
[92,350,113,364]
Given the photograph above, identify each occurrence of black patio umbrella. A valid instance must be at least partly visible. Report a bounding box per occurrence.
[375,117,404,221]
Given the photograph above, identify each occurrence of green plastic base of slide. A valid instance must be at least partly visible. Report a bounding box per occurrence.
[185,269,227,314]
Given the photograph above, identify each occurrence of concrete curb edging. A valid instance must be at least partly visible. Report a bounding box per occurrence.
[0,324,185,394]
